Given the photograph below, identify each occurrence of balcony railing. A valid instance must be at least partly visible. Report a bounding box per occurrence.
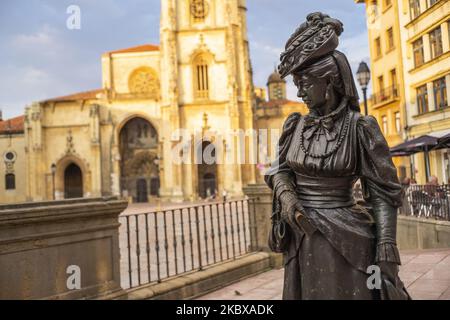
[371,85,399,106]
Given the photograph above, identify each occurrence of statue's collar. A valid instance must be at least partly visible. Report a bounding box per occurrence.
[306,96,349,121]
[303,97,349,142]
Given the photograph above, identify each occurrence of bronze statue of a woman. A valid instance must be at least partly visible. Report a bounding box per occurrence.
[265,12,410,300]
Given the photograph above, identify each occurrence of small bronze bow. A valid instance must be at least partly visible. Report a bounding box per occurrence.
[303,116,337,141]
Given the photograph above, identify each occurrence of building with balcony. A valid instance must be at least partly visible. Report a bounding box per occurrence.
[356,0,410,181]
[398,0,450,184]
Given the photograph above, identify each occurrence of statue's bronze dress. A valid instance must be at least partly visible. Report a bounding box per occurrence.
[265,98,403,300]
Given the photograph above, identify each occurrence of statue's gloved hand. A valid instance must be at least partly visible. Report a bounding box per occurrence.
[378,261,400,285]
[279,191,305,233]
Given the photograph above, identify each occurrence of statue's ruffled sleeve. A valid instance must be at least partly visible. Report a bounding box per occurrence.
[264,112,301,197]
[357,115,404,264]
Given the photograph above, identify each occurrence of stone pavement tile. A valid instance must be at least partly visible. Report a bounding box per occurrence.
[409,290,443,300]
[422,265,450,280]
[238,288,280,300]
[401,263,435,273]
[399,271,423,287]
[258,279,284,291]
[439,255,450,265]
[439,288,450,300]
[409,252,448,264]
[259,269,284,280]
[407,279,450,295]
[400,254,418,264]
[224,277,271,294]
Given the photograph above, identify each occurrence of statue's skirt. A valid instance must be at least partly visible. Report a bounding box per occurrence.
[282,174,379,300]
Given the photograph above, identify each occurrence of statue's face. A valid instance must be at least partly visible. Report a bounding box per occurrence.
[293,73,328,110]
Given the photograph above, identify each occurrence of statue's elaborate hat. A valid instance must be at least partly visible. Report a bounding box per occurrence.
[278,12,344,79]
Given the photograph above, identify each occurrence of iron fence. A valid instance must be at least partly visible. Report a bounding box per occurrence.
[399,184,450,221]
[119,198,257,289]
[353,184,450,221]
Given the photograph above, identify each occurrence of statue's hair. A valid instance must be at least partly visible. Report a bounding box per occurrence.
[296,54,345,96]
[293,50,361,112]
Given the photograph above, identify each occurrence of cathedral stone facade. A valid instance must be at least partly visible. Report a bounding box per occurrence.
[0,0,307,204]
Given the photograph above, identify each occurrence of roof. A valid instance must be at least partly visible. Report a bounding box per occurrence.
[43,89,104,103]
[105,44,160,55]
[0,115,25,134]
[267,71,285,84]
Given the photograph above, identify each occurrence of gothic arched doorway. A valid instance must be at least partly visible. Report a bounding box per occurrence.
[197,141,217,198]
[64,163,83,199]
[119,117,159,203]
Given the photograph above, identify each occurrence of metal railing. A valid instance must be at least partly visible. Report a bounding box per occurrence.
[371,85,399,105]
[119,198,257,290]
[399,184,450,221]
[354,184,450,221]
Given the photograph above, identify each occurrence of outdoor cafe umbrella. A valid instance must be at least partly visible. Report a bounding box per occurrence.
[390,135,439,181]
[390,135,438,155]
[437,133,450,148]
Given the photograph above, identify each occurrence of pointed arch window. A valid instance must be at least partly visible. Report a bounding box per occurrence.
[193,55,210,99]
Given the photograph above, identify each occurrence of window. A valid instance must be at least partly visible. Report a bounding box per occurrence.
[429,26,443,59]
[390,69,398,97]
[395,112,401,133]
[382,115,388,135]
[417,85,429,114]
[5,174,15,190]
[193,55,209,99]
[413,38,424,67]
[433,77,448,109]
[386,28,394,51]
[428,0,439,8]
[409,0,421,20]
[128,67,160,99]
[378,75,384,93]
[375,37,382,58]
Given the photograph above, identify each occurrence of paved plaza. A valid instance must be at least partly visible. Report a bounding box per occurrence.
[197,248,450,300]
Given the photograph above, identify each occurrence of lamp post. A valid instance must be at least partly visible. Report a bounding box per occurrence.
[356,61,371,116]
[51,163,56,200]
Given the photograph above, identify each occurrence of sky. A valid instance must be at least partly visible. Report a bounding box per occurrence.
[0,0,369,119]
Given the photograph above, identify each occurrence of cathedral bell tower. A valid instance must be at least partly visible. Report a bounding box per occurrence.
[160,0,256,199]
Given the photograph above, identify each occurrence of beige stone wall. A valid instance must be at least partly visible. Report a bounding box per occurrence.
[0,133,27,204]
[0,197,127,299]
[102,51,160,96]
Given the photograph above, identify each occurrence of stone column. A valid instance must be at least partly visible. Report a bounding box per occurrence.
[243,183,283,267]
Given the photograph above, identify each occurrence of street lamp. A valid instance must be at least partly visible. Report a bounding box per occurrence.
[356,61,371,116]
[51,163,56,200]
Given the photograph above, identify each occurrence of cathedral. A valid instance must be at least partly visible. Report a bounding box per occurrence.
[0,0,307,204]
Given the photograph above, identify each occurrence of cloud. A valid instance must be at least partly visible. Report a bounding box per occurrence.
[250,40,283,56]
[21,67,49,85]
[12,24,57,47]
